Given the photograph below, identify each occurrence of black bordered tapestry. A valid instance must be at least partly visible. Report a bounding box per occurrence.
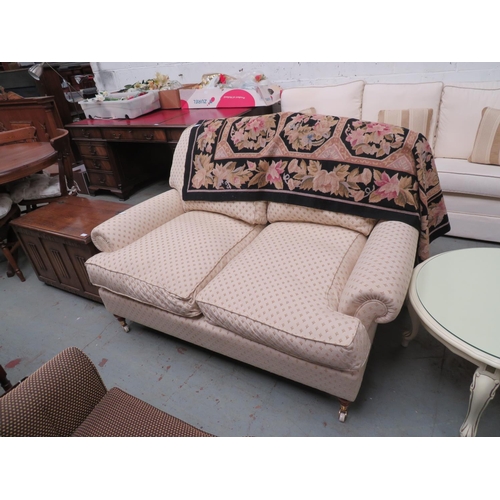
[183,111,451,261]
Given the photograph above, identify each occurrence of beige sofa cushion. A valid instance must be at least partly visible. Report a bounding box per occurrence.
[86,211,264,318]
[361,82,443,149]
[196,222,371,372]
[468,107,500,165]
[434,157,500,199]
[377,108,433,139]
[169,126,268,225]
[267,203,376,236]
[280,81,365,119]
[435,85,500,159]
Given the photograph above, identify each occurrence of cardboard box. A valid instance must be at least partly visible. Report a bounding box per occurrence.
[72,164,90,195]
[179,84,281,109]
[159,89,181,109]
[80,90,160,119]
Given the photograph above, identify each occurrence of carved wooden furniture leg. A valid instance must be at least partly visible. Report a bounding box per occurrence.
[460,366,500,437]
[338,398,351,422]
[115,315,130,333]
[0,364,13,393]
[1,239,25,282]
[401,296,420,347]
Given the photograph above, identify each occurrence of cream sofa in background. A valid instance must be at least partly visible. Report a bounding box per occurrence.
[85,125,421,423]
[281,80,500,242]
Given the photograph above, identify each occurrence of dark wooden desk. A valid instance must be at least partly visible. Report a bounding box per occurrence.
[0,142,58,184]
[66,107,264,200]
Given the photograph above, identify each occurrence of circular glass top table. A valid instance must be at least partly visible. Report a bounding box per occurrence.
[405,247,500,437]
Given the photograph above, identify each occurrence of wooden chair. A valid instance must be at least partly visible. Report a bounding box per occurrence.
[0,126,37,145]
[0,127,78,212]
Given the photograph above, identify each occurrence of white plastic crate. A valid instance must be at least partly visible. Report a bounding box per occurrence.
[80,90,160,119]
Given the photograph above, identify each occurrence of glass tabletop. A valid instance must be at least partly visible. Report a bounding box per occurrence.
[416,248,500,360]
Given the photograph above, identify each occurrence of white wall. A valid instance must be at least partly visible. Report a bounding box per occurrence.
[91,62,500,92]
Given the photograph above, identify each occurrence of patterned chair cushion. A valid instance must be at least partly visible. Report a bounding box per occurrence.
[169,126,268,225]
[196,222,371,372]
[86,211,264,318]
[72,387,213,437]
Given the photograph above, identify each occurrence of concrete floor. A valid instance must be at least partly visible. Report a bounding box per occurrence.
[1,178,500,437]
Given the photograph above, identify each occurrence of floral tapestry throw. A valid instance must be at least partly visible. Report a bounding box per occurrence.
[183,111,450,261]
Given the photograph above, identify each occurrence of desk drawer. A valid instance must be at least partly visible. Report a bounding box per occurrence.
[70,127,103,139]
[102,128,167,142]
[82,157,113,172]
[87,171,118,189]
[78,142,109,157]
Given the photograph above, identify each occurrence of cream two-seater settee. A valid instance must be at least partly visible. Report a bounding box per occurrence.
[85,124,420,423]
[281,80,500,243]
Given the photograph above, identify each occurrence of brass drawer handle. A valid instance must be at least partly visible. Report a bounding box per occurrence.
[143,133,154,140]
[93,160,101,169]
[90,146,97,155]
[82,130,91,138]
[112,132,122,139]
[99,176,106,185]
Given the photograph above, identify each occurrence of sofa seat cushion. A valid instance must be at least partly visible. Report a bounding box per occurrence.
[85,211,264,318]
[72,388,213,437]
[196,222,371,372]
[435,158,500,199]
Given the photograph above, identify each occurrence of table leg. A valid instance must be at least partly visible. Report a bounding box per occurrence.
[402,296,420,347]
[460,367,500,437]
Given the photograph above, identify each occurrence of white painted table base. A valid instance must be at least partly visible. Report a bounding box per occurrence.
[405,248,500,437]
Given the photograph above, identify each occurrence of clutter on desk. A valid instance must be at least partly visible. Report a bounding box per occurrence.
[80,71,282,118]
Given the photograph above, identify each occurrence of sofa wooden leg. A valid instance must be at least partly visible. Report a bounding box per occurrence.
[114,315,130,333]
[338,398,352,423]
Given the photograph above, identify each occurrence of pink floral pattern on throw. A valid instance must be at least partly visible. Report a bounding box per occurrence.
[183,111,451,261]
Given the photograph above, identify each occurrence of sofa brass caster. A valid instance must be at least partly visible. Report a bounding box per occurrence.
[114,315,130,333]
[338,398,351,423]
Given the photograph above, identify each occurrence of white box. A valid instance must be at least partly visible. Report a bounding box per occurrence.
[80,91,160,119]
[179,84,281,109]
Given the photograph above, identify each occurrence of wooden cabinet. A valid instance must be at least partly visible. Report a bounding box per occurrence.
[11,197,130,303]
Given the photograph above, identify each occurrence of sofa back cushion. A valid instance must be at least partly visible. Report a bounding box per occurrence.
[280,81,365,119]
[468,107,500,165]
[169,126,268,225]
[435,85,500,159]
[267,203,377,236]
[361,82,443,149]
[377,108,433,139]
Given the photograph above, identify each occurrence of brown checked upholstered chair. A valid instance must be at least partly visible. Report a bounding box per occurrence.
[0,347,213,437]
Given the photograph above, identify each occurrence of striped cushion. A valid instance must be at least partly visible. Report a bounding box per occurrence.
[377,108,433,139]
[469,107,500,165]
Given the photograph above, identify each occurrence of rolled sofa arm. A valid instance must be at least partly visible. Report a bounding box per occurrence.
[91,188,185,253]
[338,220,419,326]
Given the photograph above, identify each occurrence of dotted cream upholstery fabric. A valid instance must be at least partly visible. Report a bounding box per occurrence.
[86,211,264,317]
[267,202,377,236]
[196,222,371,371]
[169,126,268,225]
[339,220,419,326]
[91,189,185,253]
[99,288,371,401]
